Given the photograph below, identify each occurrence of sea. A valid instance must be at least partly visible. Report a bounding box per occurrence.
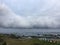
[0,28,60,36]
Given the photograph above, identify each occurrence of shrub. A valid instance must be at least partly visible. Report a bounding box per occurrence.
[2,42,7,45]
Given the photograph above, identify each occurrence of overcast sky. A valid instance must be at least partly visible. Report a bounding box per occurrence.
[0,0,60,16]
[0,0,60,28]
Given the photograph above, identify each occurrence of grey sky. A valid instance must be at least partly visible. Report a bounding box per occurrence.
[0,0,60,28]
[0,0,59,16]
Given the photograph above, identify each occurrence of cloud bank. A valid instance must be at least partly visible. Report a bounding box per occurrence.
[0,0,60,29]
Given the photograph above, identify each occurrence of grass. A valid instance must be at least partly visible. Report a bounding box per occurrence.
[0,34,60,45]
[3,38,60,45]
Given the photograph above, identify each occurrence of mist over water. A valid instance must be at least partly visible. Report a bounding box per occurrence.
[0,28,60,35]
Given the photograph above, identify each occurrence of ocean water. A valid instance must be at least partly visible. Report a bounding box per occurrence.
[0,28,60,35]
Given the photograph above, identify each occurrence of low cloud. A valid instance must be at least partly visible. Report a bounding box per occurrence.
[0,3,60,29]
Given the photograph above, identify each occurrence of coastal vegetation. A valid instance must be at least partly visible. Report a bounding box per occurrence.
[0,33,60,45]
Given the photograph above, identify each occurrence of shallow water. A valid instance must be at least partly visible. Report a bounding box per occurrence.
[0,28,60,34]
